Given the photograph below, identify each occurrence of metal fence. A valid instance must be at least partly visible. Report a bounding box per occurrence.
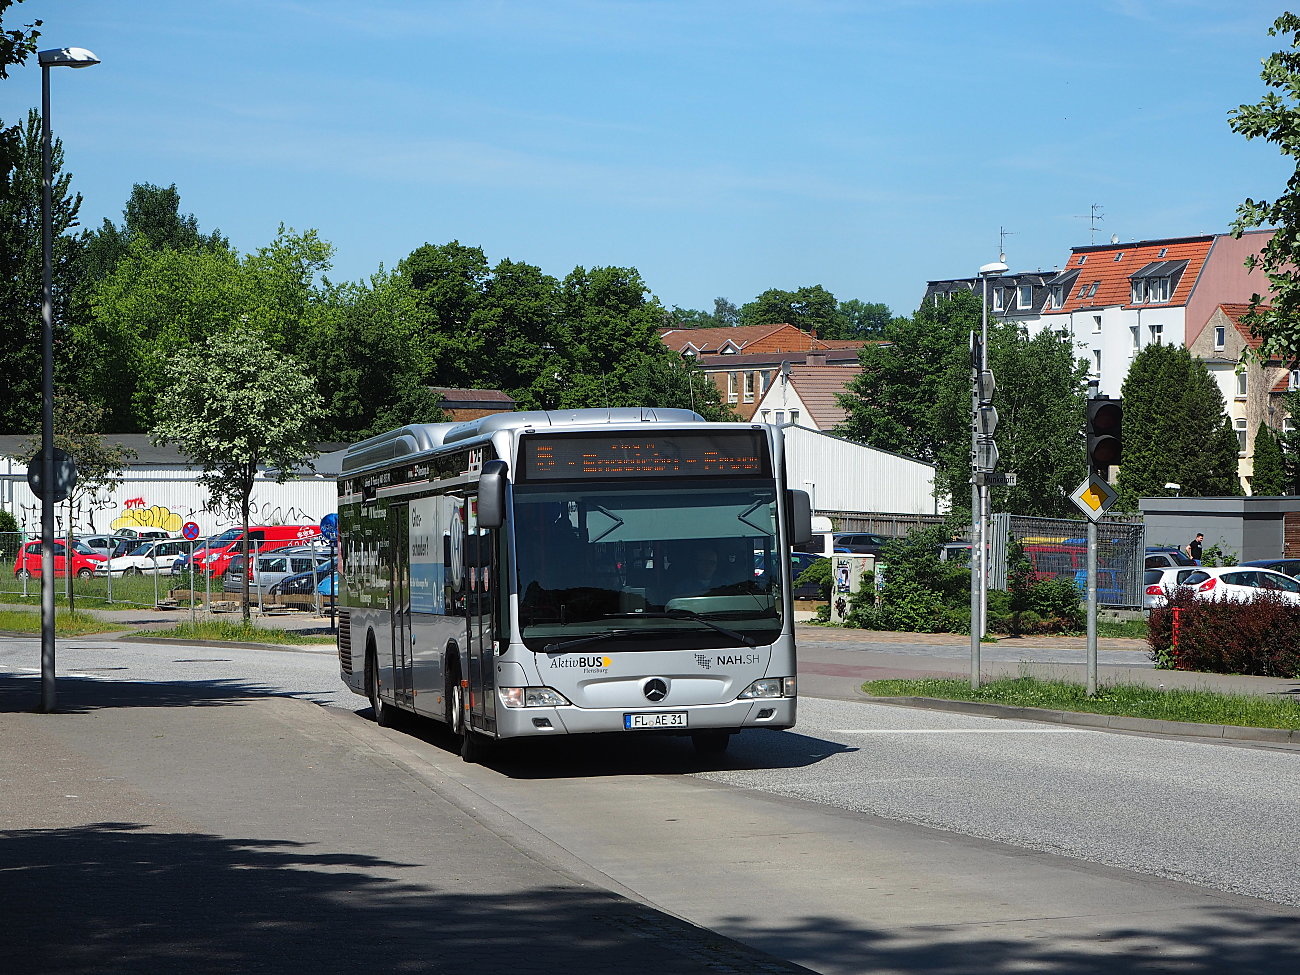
[0,531,338,621]
[988,513,1145,609]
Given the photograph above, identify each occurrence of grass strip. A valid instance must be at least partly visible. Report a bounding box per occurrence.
[0,609,122,636]
[863,675,1300,731]
[125,620,336,646]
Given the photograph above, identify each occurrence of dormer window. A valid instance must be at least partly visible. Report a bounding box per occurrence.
[1049,285,1064,309]
[1017,284,1033,309]
[992,287,1005,311]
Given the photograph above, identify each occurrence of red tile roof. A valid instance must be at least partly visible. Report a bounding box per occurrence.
[1219,302,1267,351]
[785,365,861,429]
[660,323,830,354]
[1048,236,1214,315]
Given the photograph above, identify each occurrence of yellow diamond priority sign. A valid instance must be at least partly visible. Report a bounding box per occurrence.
[1070,475,1118,521]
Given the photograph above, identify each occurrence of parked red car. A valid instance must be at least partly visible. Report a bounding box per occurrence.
[13,539,108,579]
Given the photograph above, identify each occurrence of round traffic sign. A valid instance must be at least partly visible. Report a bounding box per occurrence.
[26,447,77,503]
[182,522,201,540]
[320,512,338,542]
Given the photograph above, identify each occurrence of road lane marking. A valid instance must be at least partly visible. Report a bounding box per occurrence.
[833,728,1098,734]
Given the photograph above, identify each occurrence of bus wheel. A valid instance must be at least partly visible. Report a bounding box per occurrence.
[692,731,730,756]
[366,647,391,727]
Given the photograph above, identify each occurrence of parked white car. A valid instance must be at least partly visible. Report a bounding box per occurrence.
[95,538,191,576]
[1143,566,1203,611]
[1182,566,1300,605]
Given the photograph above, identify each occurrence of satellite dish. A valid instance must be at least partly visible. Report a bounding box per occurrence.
[1111,234,1119,244]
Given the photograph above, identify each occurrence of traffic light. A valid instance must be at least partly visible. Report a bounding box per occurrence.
[1086,396,1123,476]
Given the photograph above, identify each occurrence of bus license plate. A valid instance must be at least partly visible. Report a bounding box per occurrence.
[625,712,688,730]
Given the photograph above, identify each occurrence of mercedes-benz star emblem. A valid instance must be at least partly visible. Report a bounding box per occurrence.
[643,678,668,702]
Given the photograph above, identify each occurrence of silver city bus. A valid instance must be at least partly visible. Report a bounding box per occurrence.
[336,407,813,761]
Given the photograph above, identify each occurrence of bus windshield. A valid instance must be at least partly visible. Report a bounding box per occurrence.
[513,481,784,652]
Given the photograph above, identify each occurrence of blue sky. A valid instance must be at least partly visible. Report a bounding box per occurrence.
[2,0,1292,318]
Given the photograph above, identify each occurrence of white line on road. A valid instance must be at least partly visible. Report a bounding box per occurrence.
[833,728,1099,734]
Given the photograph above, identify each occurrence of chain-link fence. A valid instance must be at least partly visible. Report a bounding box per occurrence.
[0,531,339,620]
[987,513,1145,609]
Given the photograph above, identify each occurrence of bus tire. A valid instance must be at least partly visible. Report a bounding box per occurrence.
[692,731,731,756]
[366,643,391,727]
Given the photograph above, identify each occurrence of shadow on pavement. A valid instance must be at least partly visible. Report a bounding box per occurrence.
[2,820,1295,975]
[0,673,339,715]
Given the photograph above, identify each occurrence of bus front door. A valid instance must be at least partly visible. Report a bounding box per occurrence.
[389,504,413,709]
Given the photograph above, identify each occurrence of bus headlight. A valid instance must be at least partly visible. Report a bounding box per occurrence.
[500,686,571,708]
[737,677,795,700]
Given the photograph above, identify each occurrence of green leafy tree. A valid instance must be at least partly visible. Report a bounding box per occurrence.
[1229,12,1300,357]
[0,110,84,433]
[0,0,41,200]
[1251,421,1289,495]
[835,299,894,339]
[1277,389,1300,488]
[986,329,1089,517]
[76,226,334,431]
[16,393,136,611]
[1116,343,1242,506]
[151,330,325,622]
[739,285,845,336]
[75,182,228,293]
[305,269,445,440]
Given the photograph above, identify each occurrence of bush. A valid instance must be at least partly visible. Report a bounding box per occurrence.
[1149,587,1300,677]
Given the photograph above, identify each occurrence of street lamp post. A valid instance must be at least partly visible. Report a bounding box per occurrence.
[970,258,1008,690]
[38,46,99,713]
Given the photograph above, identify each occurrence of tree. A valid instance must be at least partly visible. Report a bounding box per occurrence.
[836,299,894,339]
[739,285,845,336]
[74,182,228,299]
[985,329,1089,518]
[16,394,136,611]
[1229,12,1300,358]
[0,0,41,201]
[151,330,324,622]
[76,226,333,431]
[835,291,979,506]
[0,109,84,433]
[1116,343,1242,506]
[1251,421,1288,495]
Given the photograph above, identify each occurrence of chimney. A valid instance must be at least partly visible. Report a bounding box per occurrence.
[806,351,827,366]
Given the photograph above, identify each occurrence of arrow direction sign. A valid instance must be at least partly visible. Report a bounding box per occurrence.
[1069,475,1118,521]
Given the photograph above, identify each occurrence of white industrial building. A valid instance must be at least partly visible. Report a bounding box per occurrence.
[779,424,939,517]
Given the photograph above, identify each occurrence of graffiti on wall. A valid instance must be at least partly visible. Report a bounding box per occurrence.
[14,493,326,538]
[112,504,184,534]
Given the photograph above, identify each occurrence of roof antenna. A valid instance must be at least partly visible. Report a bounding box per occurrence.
[998,226,1015,264]
[1074,204,1104,244]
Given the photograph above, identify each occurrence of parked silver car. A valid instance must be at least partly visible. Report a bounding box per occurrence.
[223,547,333,596]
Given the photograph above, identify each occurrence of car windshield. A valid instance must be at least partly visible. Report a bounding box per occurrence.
[513,481,783,652]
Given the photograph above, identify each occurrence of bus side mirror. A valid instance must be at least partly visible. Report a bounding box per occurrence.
[478,460,508,528]
[787,489,813,550]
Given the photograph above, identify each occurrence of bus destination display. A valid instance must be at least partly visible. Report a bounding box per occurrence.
[522,433,768,480]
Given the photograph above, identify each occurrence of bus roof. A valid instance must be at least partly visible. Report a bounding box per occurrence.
[340,407,707,474]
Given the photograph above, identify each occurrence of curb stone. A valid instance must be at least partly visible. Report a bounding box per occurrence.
[865,695,1300,745]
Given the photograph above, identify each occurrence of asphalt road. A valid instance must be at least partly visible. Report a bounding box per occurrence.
[4,635,1296,912]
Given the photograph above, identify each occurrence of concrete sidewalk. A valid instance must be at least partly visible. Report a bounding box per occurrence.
[0,672,810,975]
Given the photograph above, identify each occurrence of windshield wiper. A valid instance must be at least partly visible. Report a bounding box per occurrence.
[603,610,756,647]
[543,629,638,654]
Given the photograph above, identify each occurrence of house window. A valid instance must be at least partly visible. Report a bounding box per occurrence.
[1077,255,1087,265]
[1077,281,1090,298]
[1114,252,1124,261]
[1087,281,1100,298]
[1236,418,1248,455]
[1092,349,1102,376]
[1092,314,1102,333]
[1017,285,1033,309]
[757,370,769,395]
[992,287,1005,311]
[1236,371,1247,399]
[1130,325,1140,355]
[774,410,785,424]
[1285,416,1297,434]
[743,371,754,403]
[1049,285,1064,309]
[1158,247,1168,258]
[1214,325,1226,350]
[1290,369,1300,391]
[1148,322,1163,344]
[1149,277,1170,302]
[727,372,738,403]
